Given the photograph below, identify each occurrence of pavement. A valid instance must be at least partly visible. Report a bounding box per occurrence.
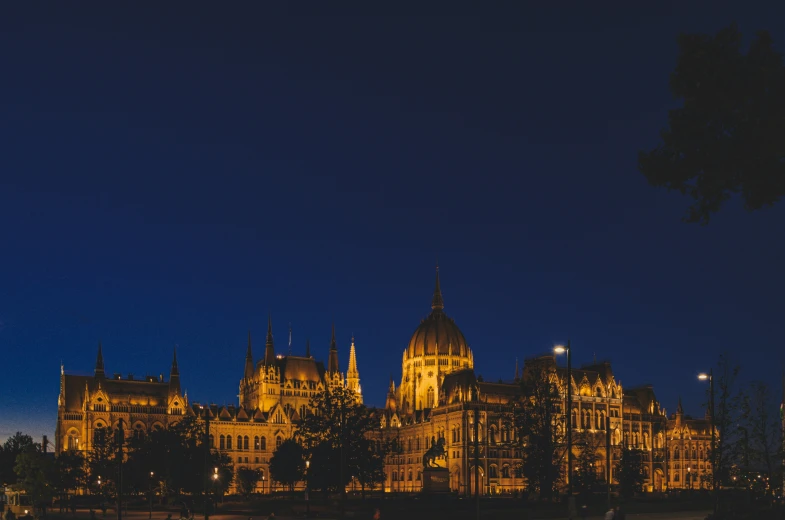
[58,508,711,520]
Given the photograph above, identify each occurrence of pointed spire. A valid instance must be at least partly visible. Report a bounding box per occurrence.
[266,314,274,346]
[94,341,105,378]
[305,338,311,358]
[677,396,684,415]
[515,358,520,381]
[431,264,444,311]
[169,345,181,396]
[348,336,359,376]
[244,331,254,380]
[328,324,339,374]
[265,314,275,365]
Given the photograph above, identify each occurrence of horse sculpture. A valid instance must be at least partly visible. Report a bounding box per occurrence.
[422,437,447,468]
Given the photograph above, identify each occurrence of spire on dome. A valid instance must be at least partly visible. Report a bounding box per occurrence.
[244,331,254,380]
[431,265,444,311]
[171,346,179,375]
[677,396,684,415]
[330,323,337,350]
[306,338,311,358]
[94,341,105,378]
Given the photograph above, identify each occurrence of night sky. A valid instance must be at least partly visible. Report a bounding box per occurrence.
[1,3,783,443]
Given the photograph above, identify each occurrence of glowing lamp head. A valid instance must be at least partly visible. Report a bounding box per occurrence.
[554,345,567,355]
[212,473,218,481]
[306,460,310,469]
[698,373,709,381]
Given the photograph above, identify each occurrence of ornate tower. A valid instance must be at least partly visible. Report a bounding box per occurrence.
[399,267,473,413]
[346,335,361,399]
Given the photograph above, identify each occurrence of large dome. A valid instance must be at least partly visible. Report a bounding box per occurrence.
[405,269,472,359]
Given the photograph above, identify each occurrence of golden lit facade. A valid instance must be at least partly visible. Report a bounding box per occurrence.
[55,344,188,454]
[56,323,362,493]
[662,400,714,490]
[55,268,708,495]
[379,269,679,494]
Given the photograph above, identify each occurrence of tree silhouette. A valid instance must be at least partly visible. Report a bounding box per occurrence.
[639,25,785,224]
[268,439,305,492]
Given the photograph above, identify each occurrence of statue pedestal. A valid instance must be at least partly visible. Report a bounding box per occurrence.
[422,467,450,494]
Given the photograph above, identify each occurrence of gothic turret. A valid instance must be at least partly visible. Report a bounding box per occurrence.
[265,314,275,365]
[169,347,181,397]
[346,335,361,397]
[94,342,105,378]
[328,324,339,374]
[244,331,254,380]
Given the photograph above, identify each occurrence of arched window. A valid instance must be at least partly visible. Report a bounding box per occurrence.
[416,437,421,450]
[571,409,578,428]
[226,436,233,450]
[244,436,250,450]
[219,435,226,450]
[673,447,680,459]
[501,465,510,478]
[489,426,497,445]
[67,430,79,450]
[408,438,412,452]
[209,434,215,448]
[416,471,422,481]
[392,471,398,482]
[236,436,242,451]
[489,465,498,478]
[426,387,435,409]
[407,469,413,481]
[260,436,267,450]
[692,447,697,459]
[254,436,259,450]
[276,436,282,450]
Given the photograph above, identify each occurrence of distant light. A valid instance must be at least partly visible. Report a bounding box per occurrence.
[697,373,709,381]
[554,345,566,355]
[212,473,218,481]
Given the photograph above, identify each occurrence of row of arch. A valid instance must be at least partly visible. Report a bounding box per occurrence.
[212,434,284,451]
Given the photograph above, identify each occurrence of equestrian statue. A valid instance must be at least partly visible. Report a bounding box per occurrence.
[422,437,447,468]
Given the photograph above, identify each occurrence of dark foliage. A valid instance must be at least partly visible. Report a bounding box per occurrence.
[639,25,785,224]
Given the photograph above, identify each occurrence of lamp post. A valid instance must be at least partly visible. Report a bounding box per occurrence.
[554,342,573,497]
[149,471,154,519]
[201,406,211,520]
[305,459,310,518]
[212,469,219,509]
[698,370,716,512]
[262,474,265,495]
[116,419,124,520]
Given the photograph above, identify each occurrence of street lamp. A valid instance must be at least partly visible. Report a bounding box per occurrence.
[697,370,716,512]
[554,341,573,500]
[305,459,310,517]
[262,474,266,495]
[149,471,155,519]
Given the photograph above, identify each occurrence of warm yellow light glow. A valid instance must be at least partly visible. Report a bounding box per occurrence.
[150,471,154,477]
[212,474,218,481]
[306,460,310,469]
[554,345,566,355]
[214,467,218,473]
[697,373,709,381]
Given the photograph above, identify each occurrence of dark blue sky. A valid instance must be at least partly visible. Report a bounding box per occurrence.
[1,3,783,442]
